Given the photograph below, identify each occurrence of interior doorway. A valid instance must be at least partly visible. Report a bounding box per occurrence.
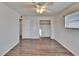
[39,20,51,39]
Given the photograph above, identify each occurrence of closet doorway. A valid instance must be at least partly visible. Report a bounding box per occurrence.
[39,20,51,39]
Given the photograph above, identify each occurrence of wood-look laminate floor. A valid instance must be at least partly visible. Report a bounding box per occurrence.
[5,39,74,56]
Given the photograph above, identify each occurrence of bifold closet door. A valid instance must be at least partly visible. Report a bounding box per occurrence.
[40,24,51,37]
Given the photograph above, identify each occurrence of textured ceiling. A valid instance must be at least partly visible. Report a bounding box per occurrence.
[4,2,74,16]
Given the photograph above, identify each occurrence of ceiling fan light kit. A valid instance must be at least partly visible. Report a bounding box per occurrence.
[32,2,51,14]
[36,6,47,14]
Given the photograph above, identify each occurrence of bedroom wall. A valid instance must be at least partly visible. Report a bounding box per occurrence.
[22,16,55,39]
[0,3,20,55]
[53,3,79,55]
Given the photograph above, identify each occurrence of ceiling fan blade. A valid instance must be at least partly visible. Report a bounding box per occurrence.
[32,7,38,10]
[42,2,53,8]
[32,2,39,8]
[41,2,50,9]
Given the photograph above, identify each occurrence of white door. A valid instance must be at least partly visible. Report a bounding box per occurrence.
[40,20,51,37]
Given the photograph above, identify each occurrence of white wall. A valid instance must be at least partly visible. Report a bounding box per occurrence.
[53,3,79,55]
[23,16,39,39]
[22,16,55,39]
[0,3,20,55]
[51,17,55,39]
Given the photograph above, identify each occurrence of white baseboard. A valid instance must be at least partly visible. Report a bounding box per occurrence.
[55,39,77,56]
[23,37,40,39]
[1,41,19,56]
[50,36,55,39]
[50,37,55,39]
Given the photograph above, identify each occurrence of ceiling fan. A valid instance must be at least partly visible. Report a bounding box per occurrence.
[32,2,53,14]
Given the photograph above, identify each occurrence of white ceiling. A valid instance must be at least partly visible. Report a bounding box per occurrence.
[4,2,74,16]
